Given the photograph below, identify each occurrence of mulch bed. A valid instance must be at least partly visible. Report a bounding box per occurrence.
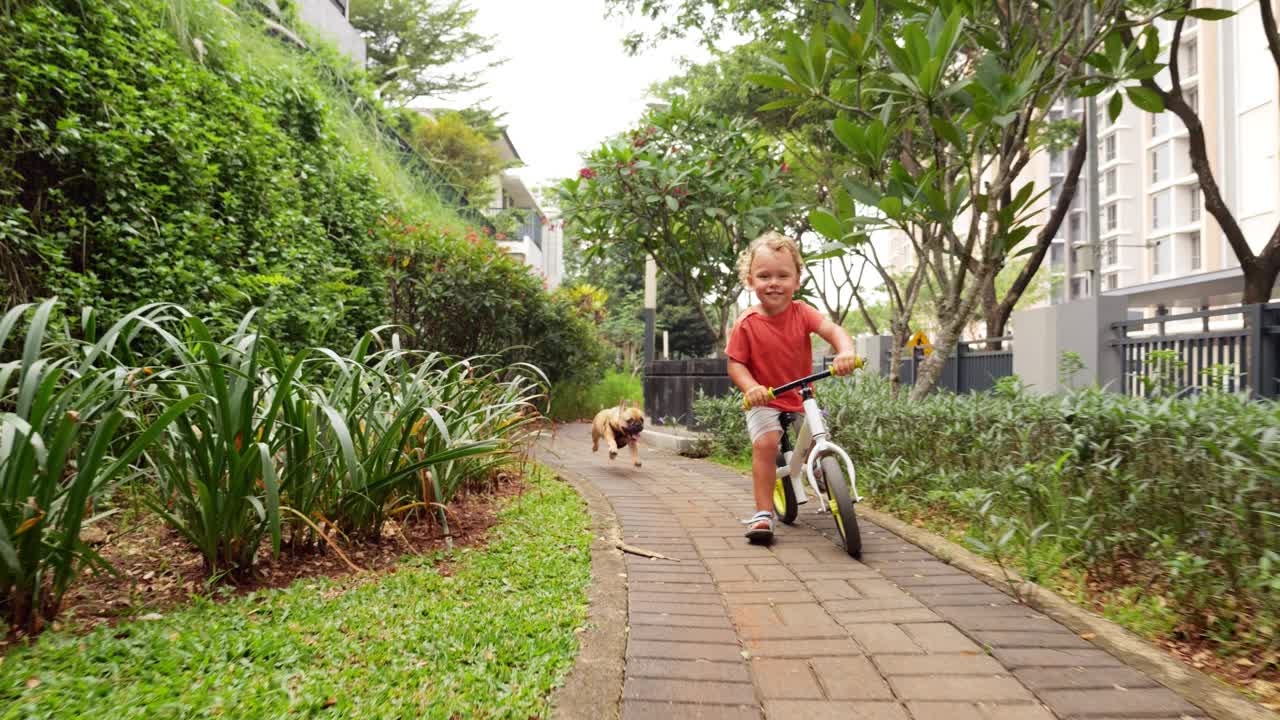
[2,474,526,652]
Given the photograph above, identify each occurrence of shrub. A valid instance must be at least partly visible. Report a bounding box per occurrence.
[385,221,606,386]
[0,0,462,348]
[693,376,1280,659]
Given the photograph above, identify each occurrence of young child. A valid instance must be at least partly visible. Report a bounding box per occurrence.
[725,231,861,542]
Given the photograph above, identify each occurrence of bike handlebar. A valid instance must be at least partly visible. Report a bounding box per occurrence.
[742,365,859,410]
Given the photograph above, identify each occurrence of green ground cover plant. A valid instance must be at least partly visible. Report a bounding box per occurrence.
[547,370,642,422]
[0,467,590,720]
[693,377,1279,671]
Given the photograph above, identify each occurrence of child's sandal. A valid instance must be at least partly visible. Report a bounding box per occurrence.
[743,510,775,543]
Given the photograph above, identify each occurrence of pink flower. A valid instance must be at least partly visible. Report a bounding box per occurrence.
[780,161,790,174]
[579,168,597,179]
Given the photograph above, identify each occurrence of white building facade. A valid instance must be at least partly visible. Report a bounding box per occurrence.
[1041,1,1279,310]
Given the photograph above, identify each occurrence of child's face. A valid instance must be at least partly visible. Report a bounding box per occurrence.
[747,247,801,315]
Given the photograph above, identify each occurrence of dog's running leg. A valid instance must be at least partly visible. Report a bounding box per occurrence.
[606,433,619,460]
[630,439,642,468]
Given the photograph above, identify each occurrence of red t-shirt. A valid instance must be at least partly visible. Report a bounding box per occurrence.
[725,301,825,411]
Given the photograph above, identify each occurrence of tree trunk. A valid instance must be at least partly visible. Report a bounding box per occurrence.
[909,321,959,401]
[911,263,998,400]
[986,122,1089,343]
[1242,258,1280,304]
[981,274,1001,350]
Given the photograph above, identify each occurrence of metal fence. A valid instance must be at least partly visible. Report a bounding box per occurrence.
[643,359,734,427]
[894,337,1014,394]
[1110,303,1280,398]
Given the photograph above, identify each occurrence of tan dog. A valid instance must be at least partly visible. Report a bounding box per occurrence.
[591,400,645,467]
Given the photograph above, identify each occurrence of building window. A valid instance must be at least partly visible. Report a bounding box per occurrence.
[1051,242,1064,266]
[1069,213,1081,242]
[1190,186,1201,221]
[1070,276,1084,299]
[1152,240,1163,275]
[1106,238,1118,265]
[1105,168,1117,196]
[1151,113,1160,137]
[1187,87,1199,114]
[1189,231,1202,270]
[1152,190,1170,230]
[1185,0,1198,27]
[1105,134,1116,161]
[1050,178,1063,206]
[1106,203,1118,231]
[1104,272,1119,291]
[1183,40,1198,77]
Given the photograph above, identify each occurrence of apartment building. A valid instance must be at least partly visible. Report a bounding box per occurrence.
[1043,0,1279,310]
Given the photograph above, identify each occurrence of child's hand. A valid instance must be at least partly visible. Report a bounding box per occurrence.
[830,352,865,376]
[743,385,772,409]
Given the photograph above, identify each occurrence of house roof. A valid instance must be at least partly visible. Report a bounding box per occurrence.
[491,129,522,164]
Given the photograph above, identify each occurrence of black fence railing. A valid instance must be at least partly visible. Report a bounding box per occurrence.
[1110,303,1280,398]
[517,211,543,251]
[643,359,733,427]
[894,337,1013,394]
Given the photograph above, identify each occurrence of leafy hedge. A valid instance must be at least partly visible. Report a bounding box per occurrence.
[385,221,606,386]
[0,0,460,348]
[694,378,1279,661]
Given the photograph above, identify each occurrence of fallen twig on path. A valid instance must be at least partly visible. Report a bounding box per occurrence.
[615,542,681,562]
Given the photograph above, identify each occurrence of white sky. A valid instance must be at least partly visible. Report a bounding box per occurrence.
[442,0,723,195]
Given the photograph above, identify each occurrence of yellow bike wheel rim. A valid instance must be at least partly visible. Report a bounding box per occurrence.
[773,479,788,517]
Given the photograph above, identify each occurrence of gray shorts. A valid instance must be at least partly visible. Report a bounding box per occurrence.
[745,407,784,443]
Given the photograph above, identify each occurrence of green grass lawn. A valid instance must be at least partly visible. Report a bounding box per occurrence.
[0,469,590,719]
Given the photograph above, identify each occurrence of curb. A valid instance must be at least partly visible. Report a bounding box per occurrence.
[857,504,1275,720]
[640,424,708,455]
[549,467,627,720]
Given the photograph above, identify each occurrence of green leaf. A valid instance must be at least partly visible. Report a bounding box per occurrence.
[1185,8,1234,20]
[756,97,803,112]
[1125,86,1165,113]
[878,196,903,218]
[808,209,845,240]
[1108,92,1124,123]
[664,195,679,211]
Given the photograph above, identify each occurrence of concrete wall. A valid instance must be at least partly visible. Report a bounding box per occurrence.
[1011,296,1129,394]
[296,0,366,65]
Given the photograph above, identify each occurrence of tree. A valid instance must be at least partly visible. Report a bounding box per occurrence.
[1117,3,1277,303]
[559,100,798,351]
[408,111,506,204]
[606,0,834,52]
[766,0,1146,399]
[563,235,715,363]
[349,0,501,105]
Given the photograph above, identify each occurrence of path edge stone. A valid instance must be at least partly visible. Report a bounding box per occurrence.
[549,466,627,720]
[856,504,1273,720]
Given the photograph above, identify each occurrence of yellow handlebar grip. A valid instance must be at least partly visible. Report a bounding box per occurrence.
[742,387,775,410]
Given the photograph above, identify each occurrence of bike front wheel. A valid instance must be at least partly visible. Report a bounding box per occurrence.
[773,474,798,525]
[820,455,861,559]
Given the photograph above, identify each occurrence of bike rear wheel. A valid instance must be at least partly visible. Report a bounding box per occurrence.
[820,455,861,559]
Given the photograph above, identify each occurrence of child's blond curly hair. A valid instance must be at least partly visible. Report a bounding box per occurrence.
[737,231,804,286]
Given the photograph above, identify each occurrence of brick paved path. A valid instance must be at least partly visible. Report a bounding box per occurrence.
[539,423,1207,720]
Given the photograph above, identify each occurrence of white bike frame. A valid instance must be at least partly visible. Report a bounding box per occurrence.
[782,392,861,509]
